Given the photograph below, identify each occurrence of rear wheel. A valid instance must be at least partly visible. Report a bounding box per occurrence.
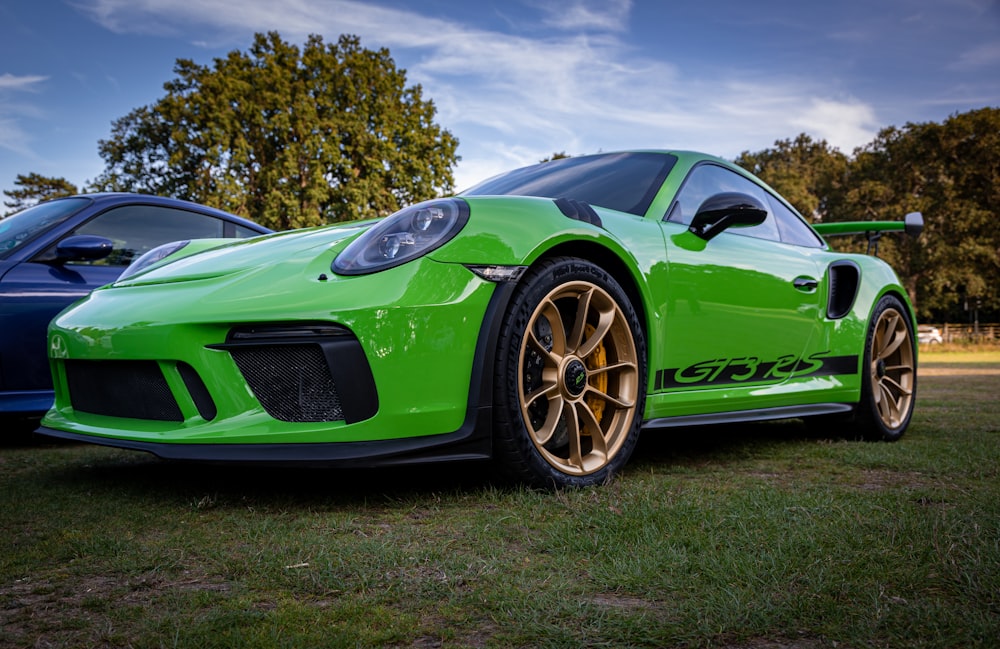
[493,257,646,488]
[856,295,916,441]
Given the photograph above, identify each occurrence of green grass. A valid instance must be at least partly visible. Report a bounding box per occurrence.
[2,355,997,648]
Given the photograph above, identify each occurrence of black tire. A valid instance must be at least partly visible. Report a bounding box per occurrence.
[492,257,646,488]
[855,294,917,441]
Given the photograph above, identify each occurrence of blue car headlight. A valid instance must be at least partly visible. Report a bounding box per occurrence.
[332,199,470,275]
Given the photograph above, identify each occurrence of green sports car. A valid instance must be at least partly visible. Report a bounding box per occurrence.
[39,151,922,488]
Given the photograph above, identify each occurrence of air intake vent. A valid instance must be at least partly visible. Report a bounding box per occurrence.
[827,260,861,320]
[65,360,183,421]
[229,344,344,422]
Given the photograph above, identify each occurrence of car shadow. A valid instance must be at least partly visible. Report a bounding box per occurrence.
[44,446,500,508]
[31,418,843,507]
[631,417,842,469]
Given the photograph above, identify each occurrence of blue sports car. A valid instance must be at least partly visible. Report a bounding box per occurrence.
[0,193,270,433]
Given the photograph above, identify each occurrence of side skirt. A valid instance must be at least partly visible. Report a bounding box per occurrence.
[642,403,854,429]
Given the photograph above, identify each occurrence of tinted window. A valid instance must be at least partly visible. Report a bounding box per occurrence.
[667,164,781,241]
[0,197,91,259]
[72,205,227,266]
[767,194,825,248]
[233,223,264,239]
[463,152,677,216]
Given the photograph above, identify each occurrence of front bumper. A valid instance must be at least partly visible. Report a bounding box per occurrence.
[41,258,501,454]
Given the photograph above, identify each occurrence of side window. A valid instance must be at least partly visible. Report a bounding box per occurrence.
[72,205,226,266]
[767,195,825,248]
[666,164,781,242]
[233,224,263,239]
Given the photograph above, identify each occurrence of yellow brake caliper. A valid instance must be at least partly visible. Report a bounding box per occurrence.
[584,323,608,424]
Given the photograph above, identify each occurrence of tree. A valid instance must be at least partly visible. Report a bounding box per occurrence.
[3,173,78,215]
[736,111,1000,322]
[93,32,459,230]
[840,108,1000,321]
[735,134,848,221]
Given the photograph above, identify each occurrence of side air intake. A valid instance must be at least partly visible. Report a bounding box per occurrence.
[827,260,861,320]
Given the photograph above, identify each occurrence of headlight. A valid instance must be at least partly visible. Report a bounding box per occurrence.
[117,240,190,281]
[332,199,470,275]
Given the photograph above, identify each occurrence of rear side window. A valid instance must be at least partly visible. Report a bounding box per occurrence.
[767,195,825,248]
[233,223,264,239]
[71,205,228,266]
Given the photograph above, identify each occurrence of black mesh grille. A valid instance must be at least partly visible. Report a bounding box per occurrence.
[229,344,344,422]
[65,360,183,421]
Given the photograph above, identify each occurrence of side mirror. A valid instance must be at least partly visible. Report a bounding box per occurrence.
[904,212,923,238]
[689,192,768,241]
[53,235,114,264]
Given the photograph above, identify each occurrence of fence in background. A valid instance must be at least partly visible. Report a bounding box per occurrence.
[927,323,1000,343]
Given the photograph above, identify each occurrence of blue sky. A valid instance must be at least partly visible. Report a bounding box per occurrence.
[1,0,998,200]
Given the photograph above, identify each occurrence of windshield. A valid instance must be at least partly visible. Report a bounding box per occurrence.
[0,197,91,259]
[462,152,678,216]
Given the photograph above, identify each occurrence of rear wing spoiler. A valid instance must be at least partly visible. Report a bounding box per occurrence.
[812,212,923,255]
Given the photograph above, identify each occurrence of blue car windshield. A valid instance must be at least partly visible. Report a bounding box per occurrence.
[461,152,678,217]
[0,197,91,259]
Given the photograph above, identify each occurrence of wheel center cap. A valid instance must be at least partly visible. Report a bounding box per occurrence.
[876,359,887,378]
[564,359,588,397]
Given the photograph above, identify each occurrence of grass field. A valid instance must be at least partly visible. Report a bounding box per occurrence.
[2,350,997,648]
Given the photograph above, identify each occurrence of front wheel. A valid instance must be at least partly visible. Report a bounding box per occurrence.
[492,257,646,488]
[855,294,917,441]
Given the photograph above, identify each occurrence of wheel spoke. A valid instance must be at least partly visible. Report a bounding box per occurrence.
[879,326,907,360]
[577,305,615,358]
[876,311,899,347]
[879,375,912,397]
[875,383,890,420]
[567,288,594,352]
[583,384,634,409]
[538,299,567,356]
[586,360,637,377]
[531,394,565,446]
[575,401,604,445]
[524,379,559,409]
[576,402,610,472]
[878,382,902,424]
[564,401,584,469]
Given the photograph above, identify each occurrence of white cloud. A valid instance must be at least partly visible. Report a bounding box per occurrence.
[74,0,884,188]
[0,74,48,155]
[531,0,632,32]
[788,98,880,152]
[0,73,48,91]
[954,41,1000,68]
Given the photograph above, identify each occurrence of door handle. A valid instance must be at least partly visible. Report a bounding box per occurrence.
[793,276,819,292]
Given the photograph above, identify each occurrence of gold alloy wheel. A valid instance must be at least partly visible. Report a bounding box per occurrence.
[518,281,639,476]
[869,306,915,429]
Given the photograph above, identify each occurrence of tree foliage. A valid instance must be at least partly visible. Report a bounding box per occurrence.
[2,173,78,215]
[739,108,1000,321]
[92,32,459,230]
[735,134,848,221]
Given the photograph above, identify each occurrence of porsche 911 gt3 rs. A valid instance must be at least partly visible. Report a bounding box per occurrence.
[39,151,922,488]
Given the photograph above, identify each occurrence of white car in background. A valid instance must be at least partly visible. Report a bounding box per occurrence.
[918,325,943,345]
